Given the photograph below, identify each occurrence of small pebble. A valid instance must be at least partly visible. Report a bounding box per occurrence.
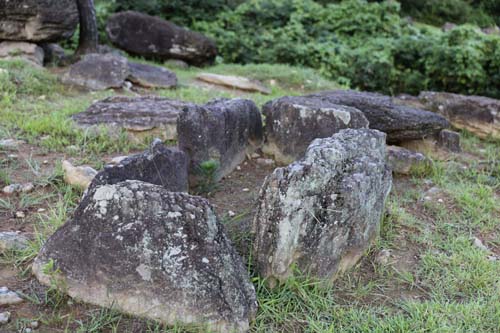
[30,321,39,329]
[42,160,49,165]
[473,237,489,252]
[256,158,275,167]
[37,208,46,213]
[0,311,10,325]
[25,328,32,333]
[7,154,18,159]
[228,210,236,217]
[236,166,241,171]
[0,287,23,305]
[375,249,392,266]
[251,153,260,159]
[437,198,444,203]
[0,139,24,149]
[242,188,250,192]
[15,211,25,219]
[1,183,32,195]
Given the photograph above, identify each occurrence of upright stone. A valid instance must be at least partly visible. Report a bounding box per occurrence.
[106,11,217,66]
[178,98,263,185]
[88,139,189,193]
[262,95,369,164]
[32,180,257,333]
[252,129,392,287]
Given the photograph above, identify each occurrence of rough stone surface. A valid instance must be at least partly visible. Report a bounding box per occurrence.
[0,0,78,42]
[0,232,29,252]
[0,311,10,325]
[196,73,270,94]
[3,183,34,195]
[437,129,461,153]
[387,145,429,175]
[309,90,450,143]
[61,54,129,91]
[0,287,23,305]
[72,96,192,142]
[40,43,67,66]
[418,91,500,140]
[106,11,217,66]
[0,41,44,66]
[62,160,98,190]
[88,139,188,193]
[252,129,392,286]
[177,98,263,185]
[127,62,177,89]
[262,95,369,164]
[32,180,257,333]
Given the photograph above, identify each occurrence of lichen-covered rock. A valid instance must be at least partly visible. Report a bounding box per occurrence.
[0,0,78,42]
[262,95,369,164]
[437,129,461,153]
[252,129,392,287]
[387,145,429,175]
[127,62,177,89]
[88,139,188,193]
[106,11,217,66]
[32,180,257,333]
[309,90,450,143]
[0,41,44,67]
[178,98,263,185]
[418,91,500,140]
[72,96,192,142]
[61,53,129,91]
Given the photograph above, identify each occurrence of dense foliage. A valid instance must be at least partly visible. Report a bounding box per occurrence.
[96,0,500,97]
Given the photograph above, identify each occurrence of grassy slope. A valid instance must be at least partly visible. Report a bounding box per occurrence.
[0,59,499,332]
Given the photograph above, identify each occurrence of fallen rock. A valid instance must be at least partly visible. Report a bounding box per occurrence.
[0,139,24,149]
[262,95,369,164]
[61,53,129,91]
[40,43,67,66]
[309,90,450,143]
[127,62,177,89]
[0,232,29,252]
[375,249,393,266]
[0,41,44,66]
[33,180,257,333]
[0,287,23,305]
[418,91,500,140]
[437,129,461,152]
[106,11,217,66]
[88,139,188,193]
[196,73,270,95]
[387,145,429,175]
[252,129,392,287]
[62,160,98,190]
[72,96,192,142]
[473,237,489,252]
[178,98,263,186]
[3,182,34,195]
[0,0,78,42]
[0,312,10,325]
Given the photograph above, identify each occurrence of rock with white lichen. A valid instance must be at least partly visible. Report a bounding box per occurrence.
[262,95,369,164]
[252,129,392,287]
[32,180,257,333]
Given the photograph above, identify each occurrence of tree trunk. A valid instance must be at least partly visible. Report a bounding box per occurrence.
[75,0,98,56]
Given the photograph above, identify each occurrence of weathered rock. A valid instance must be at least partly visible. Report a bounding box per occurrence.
[0,139,24,150]
[418,91,500,140]
[88,139,188,193]
[0,0,78,42]
[0,311,10,325]
[0,232,29,252]
[62,160,98,190]
[127,62,177,89]
[106,11,217,66]
[309,90,450,143]
[97,44,127,57]
[32,180,257,333]
[3,183,34,195]
[252,129,392,286]
[0,287,23,305]
[387,145,429,175]
[262,95,369,164]
[0,41,44,66]
[196,73,270,95]
[437,129,461,153]
[40,43,66,66]
[61,53,129,91]
[177,98,263,185]
[72,96,192,142]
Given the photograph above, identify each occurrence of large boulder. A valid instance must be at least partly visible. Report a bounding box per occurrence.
[72,96,192,142]
[0,0,78,42]
[32,180,257,333]
[0,41,44,67]
[417,91,500,140]
[106,11,217,66]
[177,98,263,186]
[88,139,188,193]
[252,129,392,287]
[61,53,129,91]
[127,62,177,89]
[262,95,369,164]
[309,90,450,143]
